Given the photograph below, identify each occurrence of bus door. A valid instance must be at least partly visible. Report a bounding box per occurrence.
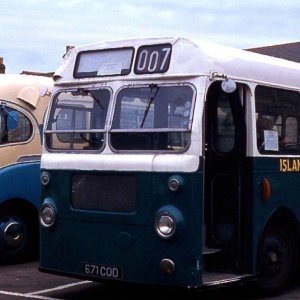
[204,80,247,274]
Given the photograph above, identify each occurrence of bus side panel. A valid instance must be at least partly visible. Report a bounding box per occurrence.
[0,161,41,208]
[252,157,300,273]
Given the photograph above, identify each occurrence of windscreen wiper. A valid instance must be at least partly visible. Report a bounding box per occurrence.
[140,85,159,128]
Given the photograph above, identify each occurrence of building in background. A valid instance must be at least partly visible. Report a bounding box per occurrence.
[247,42,300,63]
[0,58,5,74]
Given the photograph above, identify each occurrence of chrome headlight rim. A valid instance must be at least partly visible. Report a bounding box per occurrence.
[154,211,176,239]
[168,175,184,193]
[168,177,180,192]
[41,171,50,186]
[39,203,56,228]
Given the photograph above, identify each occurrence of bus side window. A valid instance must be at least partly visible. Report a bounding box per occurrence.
[285,116,298,144]
[255,86,300,154]
[256,116,274,150]
[0,110,7,143]
[7,110,31,143]
[0,108,31,144]
[215,95,235,153]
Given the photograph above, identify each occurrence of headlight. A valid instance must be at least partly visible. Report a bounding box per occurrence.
[39,203,56,228]
[41,171,50,186]
[155,212,176,239]
[160,258,175,276]
[168,175,184,192]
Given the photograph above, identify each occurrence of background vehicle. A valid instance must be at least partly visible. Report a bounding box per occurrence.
[0,73,52,263]
[40,37,300,294]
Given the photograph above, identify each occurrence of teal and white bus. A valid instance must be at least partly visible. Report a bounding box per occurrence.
[39,37,300,293]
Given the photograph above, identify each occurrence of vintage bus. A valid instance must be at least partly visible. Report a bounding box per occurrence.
[0,73,52,263]
[39,37,300,294]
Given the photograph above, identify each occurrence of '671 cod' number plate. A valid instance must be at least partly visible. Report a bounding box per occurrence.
[82,263,122,279]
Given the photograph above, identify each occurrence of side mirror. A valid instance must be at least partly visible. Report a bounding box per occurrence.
[221,79,237,93]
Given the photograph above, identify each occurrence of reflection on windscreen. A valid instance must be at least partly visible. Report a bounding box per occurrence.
[45,89,110,151]
[110,85,194,152]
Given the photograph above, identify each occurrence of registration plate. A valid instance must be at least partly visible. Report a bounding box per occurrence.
[82,263,122,279]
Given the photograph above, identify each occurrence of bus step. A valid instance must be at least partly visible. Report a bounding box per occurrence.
[202,246,222,255]
[202,272,254,287]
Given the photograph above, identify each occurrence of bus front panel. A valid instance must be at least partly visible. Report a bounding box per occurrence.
[39,168,203,287]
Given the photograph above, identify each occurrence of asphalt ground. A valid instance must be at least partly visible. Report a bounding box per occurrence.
[0,260,300,299]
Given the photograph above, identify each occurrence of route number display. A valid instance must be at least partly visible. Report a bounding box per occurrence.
[134,44,172,74]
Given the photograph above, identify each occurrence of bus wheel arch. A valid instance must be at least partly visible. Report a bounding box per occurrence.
[0,199,39,263]
[256,208,300,295]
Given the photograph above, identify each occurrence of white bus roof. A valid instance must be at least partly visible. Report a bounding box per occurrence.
[54,37,300,89]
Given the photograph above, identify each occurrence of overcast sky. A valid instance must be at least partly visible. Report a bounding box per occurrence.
[1,0,300,74]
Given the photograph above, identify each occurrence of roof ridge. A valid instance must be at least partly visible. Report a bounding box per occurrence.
[247,41,300,51]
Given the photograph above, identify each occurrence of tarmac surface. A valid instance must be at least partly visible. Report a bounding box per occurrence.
[0,260,300,299]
